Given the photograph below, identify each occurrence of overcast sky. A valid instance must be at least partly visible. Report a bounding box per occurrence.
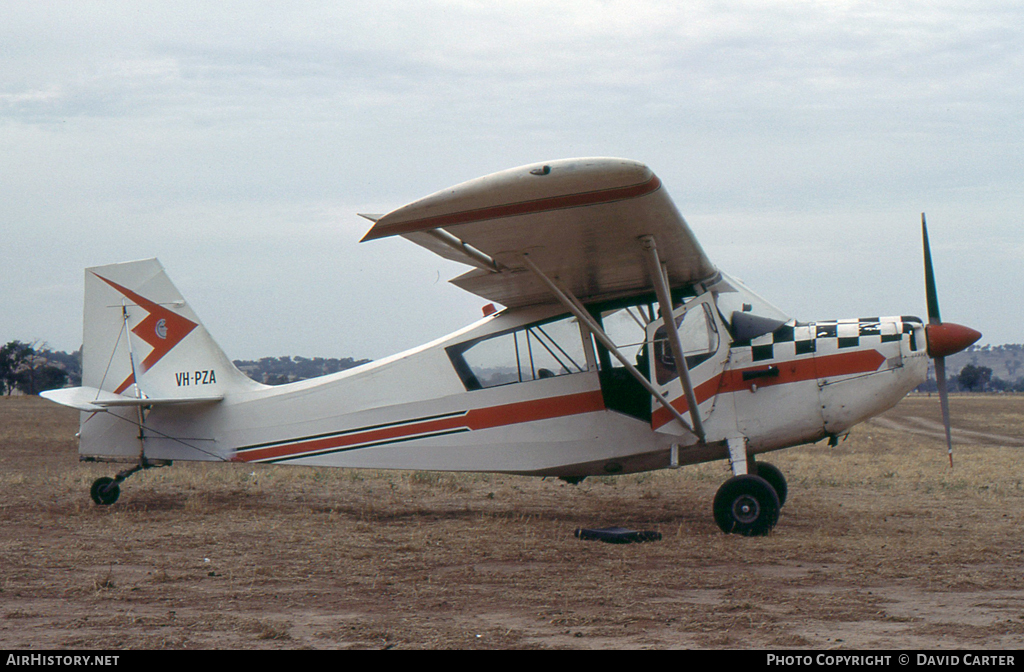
[2,1,1021,361]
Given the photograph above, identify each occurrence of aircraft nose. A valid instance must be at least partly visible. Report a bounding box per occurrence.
[925,322,982,358]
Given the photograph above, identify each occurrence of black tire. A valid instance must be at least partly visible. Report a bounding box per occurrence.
[713,474,780,536]
[90,477,120,506]
[754,462,788,507]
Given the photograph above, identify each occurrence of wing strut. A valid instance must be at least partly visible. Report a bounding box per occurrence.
[425,228,503,272]
[518,253,701,442]
[640,235,706,442]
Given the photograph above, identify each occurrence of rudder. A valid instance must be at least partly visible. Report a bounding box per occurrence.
[83,258,262,400]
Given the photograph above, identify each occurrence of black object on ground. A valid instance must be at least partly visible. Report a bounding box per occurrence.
[574,527,662,544]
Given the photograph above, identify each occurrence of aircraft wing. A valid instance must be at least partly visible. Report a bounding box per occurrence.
[361,158,716,308]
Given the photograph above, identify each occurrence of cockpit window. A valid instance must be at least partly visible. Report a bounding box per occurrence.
[448,314,589,390]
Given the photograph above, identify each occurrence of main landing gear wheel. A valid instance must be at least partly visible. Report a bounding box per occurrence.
[753,462,788,507]
[90,477,121,506]
[713,474,780,536]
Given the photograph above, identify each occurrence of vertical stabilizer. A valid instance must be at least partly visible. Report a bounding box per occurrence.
[83,259,263,400]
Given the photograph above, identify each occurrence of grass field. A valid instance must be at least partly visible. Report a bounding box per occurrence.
[1,393,1022,649]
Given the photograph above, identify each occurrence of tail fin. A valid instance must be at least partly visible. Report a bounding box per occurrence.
[41,259,264,462]
[81,258,262,400]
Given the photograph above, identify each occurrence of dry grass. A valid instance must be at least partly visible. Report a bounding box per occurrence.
[1,393,1023,649]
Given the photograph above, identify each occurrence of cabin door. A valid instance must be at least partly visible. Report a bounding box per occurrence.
[647,295,729,436]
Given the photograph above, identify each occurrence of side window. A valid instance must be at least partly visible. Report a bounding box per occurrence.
[651,302,719,385]
[449,315,589,390]
[461,332,522,388]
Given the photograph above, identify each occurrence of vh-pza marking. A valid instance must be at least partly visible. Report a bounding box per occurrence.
[175,370,217,387]
[42,157,981,535]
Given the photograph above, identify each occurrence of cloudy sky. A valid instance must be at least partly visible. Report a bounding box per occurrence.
[2,1,1021,361]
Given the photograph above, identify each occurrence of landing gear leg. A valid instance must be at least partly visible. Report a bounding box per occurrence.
[89,458,170,506]
[726,436,750,475]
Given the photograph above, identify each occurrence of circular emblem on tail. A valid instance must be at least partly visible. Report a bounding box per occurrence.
[155,318,167,339]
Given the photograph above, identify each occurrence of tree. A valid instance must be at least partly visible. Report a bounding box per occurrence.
[0,341,33,396]
[40,347,82,386]
[957,364,992,392]
[18,363,67,394]
[0,340,74,395]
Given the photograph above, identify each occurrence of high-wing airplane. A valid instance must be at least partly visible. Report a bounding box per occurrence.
[42,158,981,535]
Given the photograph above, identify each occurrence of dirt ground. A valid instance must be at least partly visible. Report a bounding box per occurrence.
[1,393,1023,650]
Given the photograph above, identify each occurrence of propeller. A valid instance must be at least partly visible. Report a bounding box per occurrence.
[921,213,982,466]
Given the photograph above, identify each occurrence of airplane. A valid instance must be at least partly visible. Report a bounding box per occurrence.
[41,157,982,536]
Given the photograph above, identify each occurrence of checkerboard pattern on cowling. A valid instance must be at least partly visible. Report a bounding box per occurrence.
[730,316,919,365]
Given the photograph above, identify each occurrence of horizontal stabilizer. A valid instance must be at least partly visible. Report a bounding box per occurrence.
[41,386,223,412]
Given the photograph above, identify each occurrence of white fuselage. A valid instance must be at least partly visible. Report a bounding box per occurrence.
[81,290,929,479]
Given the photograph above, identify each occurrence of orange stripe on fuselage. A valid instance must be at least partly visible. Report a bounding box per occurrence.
[235,349,887,460]
[233,389,607,463]
[651,349,887,430]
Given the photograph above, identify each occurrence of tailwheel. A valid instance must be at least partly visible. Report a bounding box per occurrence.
[87,458,170,506]
[90,477,121,506]
[753,461,788,507]
[713,474,780,536]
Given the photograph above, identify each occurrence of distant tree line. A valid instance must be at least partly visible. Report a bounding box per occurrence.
[232,356,372,385]
[0,341,81,395]
[953,363,1024,393]
[963,343,1024,379]
[916,365,1024,393]
[1,340,372,394]
[916,343,1024,393]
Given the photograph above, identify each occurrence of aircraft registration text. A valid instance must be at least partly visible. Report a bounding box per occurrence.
[175,370,217,387]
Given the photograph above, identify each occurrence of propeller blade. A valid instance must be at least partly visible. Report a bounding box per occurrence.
[922,213,942,325]
[922,214,976,468]
[934,356,954,467]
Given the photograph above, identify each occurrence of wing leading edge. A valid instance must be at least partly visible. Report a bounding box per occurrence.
[361,158,716,308]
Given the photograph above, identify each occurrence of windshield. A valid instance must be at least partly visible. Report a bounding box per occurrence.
[709,272,790,341]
